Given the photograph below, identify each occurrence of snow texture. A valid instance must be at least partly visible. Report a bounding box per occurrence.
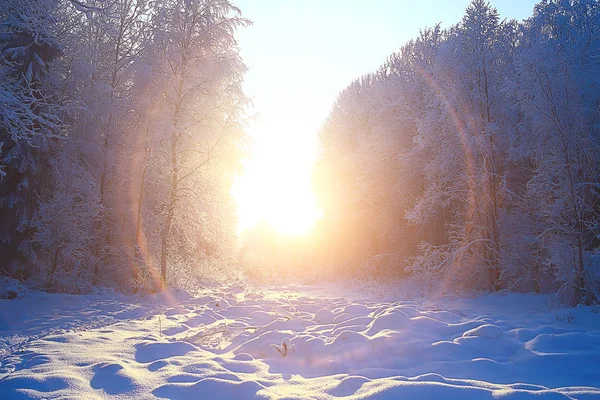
[1,283,599,399]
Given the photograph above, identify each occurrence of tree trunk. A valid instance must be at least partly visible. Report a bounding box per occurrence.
[92,168,107,285]
[134,127,152,284]
[160,203,174,286]
[574,218,586,305]
[49,246,61,288]
[160,121,179,287]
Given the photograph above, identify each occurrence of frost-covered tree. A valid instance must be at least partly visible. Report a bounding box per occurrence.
[79,0,153,284]
[513,0,600,305]
[29,142,99,291]
[407,1,519,291]
[0,0,65,278]
[146,0,249,285]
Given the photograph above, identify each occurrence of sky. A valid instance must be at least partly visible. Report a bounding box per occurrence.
[231,0,539,235]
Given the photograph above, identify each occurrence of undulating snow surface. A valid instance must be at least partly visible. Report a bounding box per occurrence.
[1,283,599,399]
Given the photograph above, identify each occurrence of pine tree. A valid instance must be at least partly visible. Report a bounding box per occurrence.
[0,0,64,278]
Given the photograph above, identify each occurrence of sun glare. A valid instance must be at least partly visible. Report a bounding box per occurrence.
[232,125,323,236]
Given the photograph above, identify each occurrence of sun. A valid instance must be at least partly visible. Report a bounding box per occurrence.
[232,125,323,236]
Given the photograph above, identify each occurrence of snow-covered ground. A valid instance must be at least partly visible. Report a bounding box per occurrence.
[1,282,599,399]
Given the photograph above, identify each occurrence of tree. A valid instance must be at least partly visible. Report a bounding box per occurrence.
[513,0,600,305]
[0,0,65,278]
[407,1,518,291]
[148,0,249,285]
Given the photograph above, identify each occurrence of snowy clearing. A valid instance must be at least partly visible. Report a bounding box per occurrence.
[1,283,599,399]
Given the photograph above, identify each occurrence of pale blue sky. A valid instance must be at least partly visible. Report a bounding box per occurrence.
[231,0,539,234]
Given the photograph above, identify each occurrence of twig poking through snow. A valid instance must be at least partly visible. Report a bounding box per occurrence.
[270,338,295,357]
[554,309,574,323]
[271,307,309,325]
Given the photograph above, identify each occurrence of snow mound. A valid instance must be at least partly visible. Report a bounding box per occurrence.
[463,324,504,338]
[0,277,26,300]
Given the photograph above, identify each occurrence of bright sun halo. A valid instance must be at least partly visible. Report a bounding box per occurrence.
[232,125,323,236]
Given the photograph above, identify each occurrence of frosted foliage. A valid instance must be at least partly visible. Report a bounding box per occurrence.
[0,0,248,293]
[316,0,600,304]
[0,0,64,146]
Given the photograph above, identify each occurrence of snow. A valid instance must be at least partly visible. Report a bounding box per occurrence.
[1,283,599,399]
[0,277,27,300]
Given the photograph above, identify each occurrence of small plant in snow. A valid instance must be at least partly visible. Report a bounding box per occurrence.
[271,338,295,357]
[555,309,574,324]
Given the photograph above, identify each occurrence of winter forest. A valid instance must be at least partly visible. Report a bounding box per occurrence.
[314,0,600,306]
[3,0,599,305]
[1,0,600,399]
[1,0,248,292]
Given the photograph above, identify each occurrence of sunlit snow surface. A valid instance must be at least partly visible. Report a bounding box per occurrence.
[1,283,599,399]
